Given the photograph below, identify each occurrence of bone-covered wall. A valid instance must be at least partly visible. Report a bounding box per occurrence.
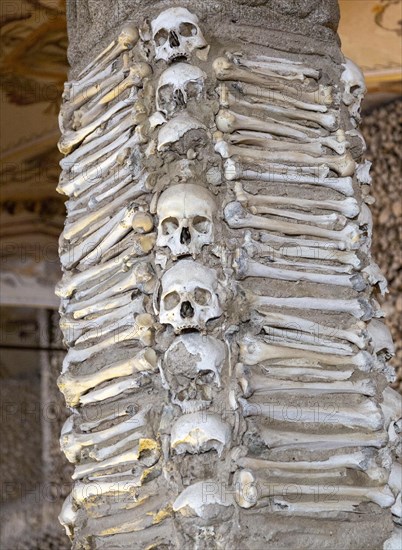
[57,4,401,549]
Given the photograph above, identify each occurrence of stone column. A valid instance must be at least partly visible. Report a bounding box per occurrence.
[58,2,401,548]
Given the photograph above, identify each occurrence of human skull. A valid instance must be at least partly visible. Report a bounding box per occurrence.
[157,112,206,152]
[157,63,206,117]
[163,333,225,410]
[341,58,367,121]
[151,7,207,63]
[159,259,222,332]
[157,183,216,257]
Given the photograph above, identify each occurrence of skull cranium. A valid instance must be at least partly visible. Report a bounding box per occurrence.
[158,259,223,332]
[156,63,206,117]
[341,58,367,121]
[151,7,208,63]
[163,333,225,411]
[157,183,216,257]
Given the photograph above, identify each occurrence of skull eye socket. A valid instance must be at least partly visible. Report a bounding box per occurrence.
[154,29,169,46]
[163,291,181,310]
[192,216,210,234]
[178,22,197,37]
[193,287,211,306]
[161,217,179,235]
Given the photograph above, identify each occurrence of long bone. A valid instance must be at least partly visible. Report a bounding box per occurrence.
[58,348,156,407]
[61,107,137,172]
[65,156,143,220]
[236,450,380,477]
[235,182,359,218]
[87,430,147,462]
[61,314,154,366]
[235,256,365,290]
[65,63,115,103]
[248,290,373,321]
[236,365,375,397]
[61,298,140,340]
[215,137,356,177]
[61,299,144,345]
[72,440,159,480]
[73,309,147,346]
[60,108,131,170]
[244,233,362,270]
[220,93,338,130]
[227,131,324,156]
[68,124,134,177]
[77,205,141,267]
[58,91,137,155]
[100,232,156,264]
[238,397,383,431]
[260,365,354,381]
[76,64,152,130]
[56,248,139,299]
[232,82,330,113]
[239,336,371,366]
[79,376,152,406]
[242,205,347,230]
[224,158,354,196]
[66,292,134,320]
[256,426,388,451]
[61,70,127,125]
[261,327,355,353]
[77,23,139,80]
[220,108,328,140]
[215,109,309,140]
[213,58,332,105]
[253,309,367,349]
[229,53,321,80]
[63,182,148,241]
[60,209,126,269]
[65,167,132,218]
[71,254,151,303]
[234,469,394,509]
[60,206,134,269]
[224,202,361,250]
[79,397,142,431]
[67,262,155,311]
[60,406,150,463]
[58,130,141,197]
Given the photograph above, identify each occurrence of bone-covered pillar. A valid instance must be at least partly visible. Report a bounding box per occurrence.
[58,2,401,548]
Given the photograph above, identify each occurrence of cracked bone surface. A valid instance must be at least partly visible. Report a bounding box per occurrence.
[58,5,397,548]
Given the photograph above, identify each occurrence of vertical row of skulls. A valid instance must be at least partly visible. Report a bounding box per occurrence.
[148,7,234,525]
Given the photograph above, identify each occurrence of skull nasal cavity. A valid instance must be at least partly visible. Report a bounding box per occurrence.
[180,301,194,318]
[169,31,180,47]
[180,227,191,245]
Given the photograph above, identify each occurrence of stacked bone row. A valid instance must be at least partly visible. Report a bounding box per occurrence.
[56,22,169,549]
[55,5,402,549]
[212,51,401,522]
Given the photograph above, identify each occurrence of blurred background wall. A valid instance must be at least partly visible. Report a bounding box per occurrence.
[0,1,400,548]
